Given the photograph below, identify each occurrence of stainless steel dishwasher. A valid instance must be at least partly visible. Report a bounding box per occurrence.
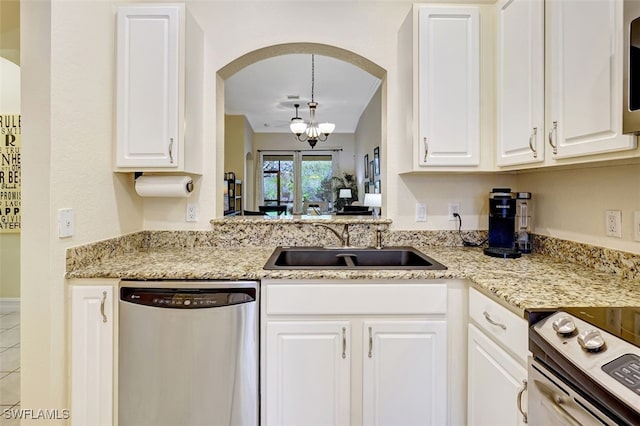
[118,281,258,426]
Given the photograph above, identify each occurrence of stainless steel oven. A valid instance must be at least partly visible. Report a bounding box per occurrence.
[623,0,640,133]
[528,308,640,425]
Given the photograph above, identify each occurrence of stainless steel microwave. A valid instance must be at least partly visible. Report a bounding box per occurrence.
[624,0,640,134]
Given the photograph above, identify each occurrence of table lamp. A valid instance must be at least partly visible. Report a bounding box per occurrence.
[364,193,382,219]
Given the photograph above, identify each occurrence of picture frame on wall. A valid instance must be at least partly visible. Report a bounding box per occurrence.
[368,182,375,193]
[364,183,370,194]
[364,154,369,179]
[374,180,380,194]
[373,147,380,176]
[369,160,375,182]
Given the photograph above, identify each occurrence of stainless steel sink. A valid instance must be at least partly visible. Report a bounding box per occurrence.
[263,246,447,270]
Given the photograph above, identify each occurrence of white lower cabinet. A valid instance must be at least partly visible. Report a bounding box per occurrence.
[467,288,528,426]
[363,320,447,426]
[262,280,455,426]
[468,324,527,426]
[70,284,114,426]
[265,321,351,426]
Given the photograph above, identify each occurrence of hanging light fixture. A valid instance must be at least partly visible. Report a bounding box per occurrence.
[290,54,335,148]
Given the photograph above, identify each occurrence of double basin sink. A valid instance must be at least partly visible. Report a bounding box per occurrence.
[264,246,447,270]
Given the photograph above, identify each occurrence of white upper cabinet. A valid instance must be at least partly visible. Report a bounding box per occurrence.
[418,6,480,167]
[115,4,203,173]
[547,0,636,159]
[496,0,544,166]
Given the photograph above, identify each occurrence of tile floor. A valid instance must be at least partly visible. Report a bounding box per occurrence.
[0,304,20,426]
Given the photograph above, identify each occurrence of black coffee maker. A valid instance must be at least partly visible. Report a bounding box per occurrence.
[483,188,521,258]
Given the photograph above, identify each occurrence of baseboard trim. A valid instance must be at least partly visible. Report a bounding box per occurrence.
[0,298,20,310]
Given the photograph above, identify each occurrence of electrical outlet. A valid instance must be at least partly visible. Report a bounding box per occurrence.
[634,211,640,242]
[186,203,198,222]
[57,208,75,238]
[416,203,427,222]
[448,203,460,220]
[605,210,622,238]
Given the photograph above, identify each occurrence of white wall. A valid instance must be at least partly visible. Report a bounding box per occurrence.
[354,85,382,199]
[22,0,142,412]
[142,1,502,231]
[0,57,20,112]
[516,164,640,254]
[253,132,355,171]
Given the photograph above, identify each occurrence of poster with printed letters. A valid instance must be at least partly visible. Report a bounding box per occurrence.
[1,114,21,233]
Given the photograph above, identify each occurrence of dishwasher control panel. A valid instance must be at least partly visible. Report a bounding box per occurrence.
[120,287,256,309]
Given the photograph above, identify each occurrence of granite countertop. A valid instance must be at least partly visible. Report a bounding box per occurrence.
[66,244,640,316]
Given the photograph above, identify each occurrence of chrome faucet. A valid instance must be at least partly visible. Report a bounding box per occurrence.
[313,223,350,247]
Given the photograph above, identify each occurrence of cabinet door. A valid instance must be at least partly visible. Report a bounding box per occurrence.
[116,5,182,168]
[496,0,544,166]
[467,324,528,426]
[418,6,480,166]
[265,321,351,426]
[70,286,114,426]
[363,320,447,426]
[548,0,635,159]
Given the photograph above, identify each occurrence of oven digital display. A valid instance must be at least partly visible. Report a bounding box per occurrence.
[602,353,640,395]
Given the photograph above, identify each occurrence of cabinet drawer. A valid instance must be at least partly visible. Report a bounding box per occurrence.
[468,287,528,364]
[265,283,448,316]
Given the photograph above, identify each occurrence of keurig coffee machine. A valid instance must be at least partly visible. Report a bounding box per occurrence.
[484,188,521,258]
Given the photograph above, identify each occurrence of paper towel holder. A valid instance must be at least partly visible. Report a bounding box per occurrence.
[133,172,194,196]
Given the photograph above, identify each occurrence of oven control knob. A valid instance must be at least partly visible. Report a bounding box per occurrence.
[552,316,577,336]
[577,329,606,352]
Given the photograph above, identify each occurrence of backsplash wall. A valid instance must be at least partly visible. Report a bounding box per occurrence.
[515,162,640,255]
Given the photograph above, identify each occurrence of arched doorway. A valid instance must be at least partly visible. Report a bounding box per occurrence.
[218,43,387,215]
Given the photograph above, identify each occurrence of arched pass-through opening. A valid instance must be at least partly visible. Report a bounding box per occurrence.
[216,42,388,217]
[217,42,386,80]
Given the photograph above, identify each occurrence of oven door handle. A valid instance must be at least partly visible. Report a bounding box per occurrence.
[535,379,582,426]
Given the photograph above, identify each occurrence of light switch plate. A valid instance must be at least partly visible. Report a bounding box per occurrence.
[416,203,427,222]
[58,208,75,238]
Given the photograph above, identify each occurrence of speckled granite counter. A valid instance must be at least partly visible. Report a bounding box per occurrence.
[66,244,640,317]
[65,217,640,316]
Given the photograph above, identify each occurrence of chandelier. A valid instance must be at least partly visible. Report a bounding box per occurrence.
[290,55,335,148]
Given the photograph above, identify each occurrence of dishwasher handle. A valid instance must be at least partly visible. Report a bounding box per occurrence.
[120,287,256,309]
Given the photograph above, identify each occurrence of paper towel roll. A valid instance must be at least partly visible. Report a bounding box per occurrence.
[134,175,194,198]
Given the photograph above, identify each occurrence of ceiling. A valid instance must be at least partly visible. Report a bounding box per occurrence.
[224,54,382,134]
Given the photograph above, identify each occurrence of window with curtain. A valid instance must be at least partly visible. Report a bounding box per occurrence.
[261,151,335,214]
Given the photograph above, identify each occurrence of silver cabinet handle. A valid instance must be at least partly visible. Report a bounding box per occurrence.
[368,326,373,358]
[483,311,507,330]
[548,121,558,154]
[517,379,528,423]
[169,138,174,163]
[342,327,346,359]
[528,127,538,158]
[423,137,429,163]
[100,291,108,323]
